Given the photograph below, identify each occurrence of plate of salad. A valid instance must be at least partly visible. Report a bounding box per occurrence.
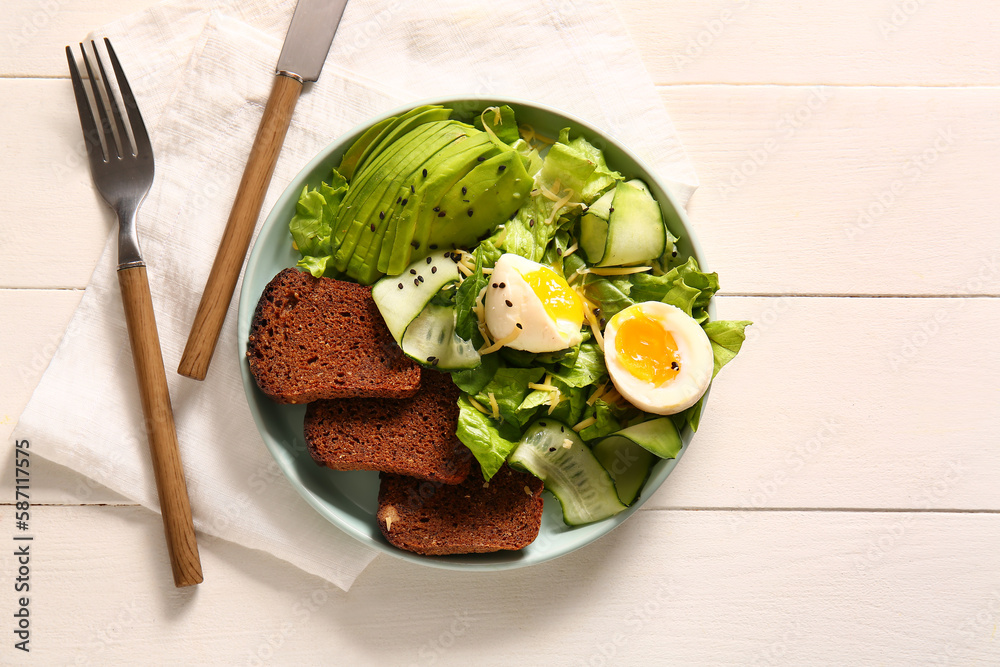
[237,96,750,569]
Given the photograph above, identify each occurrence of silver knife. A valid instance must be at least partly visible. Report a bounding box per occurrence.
[178,0,350,381]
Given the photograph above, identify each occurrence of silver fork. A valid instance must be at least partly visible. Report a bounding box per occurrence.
[66,39,202,588]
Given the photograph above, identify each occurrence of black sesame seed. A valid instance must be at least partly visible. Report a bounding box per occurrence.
[560,426,565,433]
[499,282,506,288]
[422,168,428,177]
[599,317,607,327]
[528,219,535,227]
[426,256,432,264]
[671,361,680,370]
[402,198,408,205]
[410,269,417,275]
[609,207,615,213]
[430,244,438,250]
[370,223,376,232]
[433,206,440,212]
[438,211,446,217]
[516,323,523,329]
[418,275,425,283]
[414,279,420,286]
[379,211,385,220]
[492,283,498,288]
[556,247,563,256]
[427,356,436,362]
[467,209,474,217]
[411,240,420,249]
[505,299,513,307]
[671,251,678,257]
[396,196,401,203]
[462,186,467,195]
[477,156,485,162]
[498,164,506,172]
[594,308,601,315]
[431,358,440,366]
[539,421,547,427]
[509,210,519,221]
[548,447,556,452]
[431,266,437,274]
[410,184,415,193]
[397,283,403,290]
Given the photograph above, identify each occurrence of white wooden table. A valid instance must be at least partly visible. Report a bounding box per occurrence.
[3,1,999,664]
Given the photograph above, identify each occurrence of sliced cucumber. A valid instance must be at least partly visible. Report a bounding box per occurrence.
[592,436,654,506]
[508,420,627,525]
[579,179,666,267]
[402,303,480,370]
[613,417,683,459]
[371,251,479,370]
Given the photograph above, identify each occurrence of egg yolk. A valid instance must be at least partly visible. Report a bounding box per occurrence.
[614,311,682,386]
[522,267,584,327]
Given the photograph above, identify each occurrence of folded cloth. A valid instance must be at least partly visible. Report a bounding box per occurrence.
[14,0,698,590]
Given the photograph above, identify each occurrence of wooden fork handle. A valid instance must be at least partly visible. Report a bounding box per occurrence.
[118,265,203,587]
[178,74,304,380]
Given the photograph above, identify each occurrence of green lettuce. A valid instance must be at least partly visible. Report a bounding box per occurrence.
[456,397,521,481]
[289,168,348,277]
[473,367,546,428]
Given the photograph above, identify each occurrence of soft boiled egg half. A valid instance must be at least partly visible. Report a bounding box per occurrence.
[604,302,713,415]
[485,253,585,353]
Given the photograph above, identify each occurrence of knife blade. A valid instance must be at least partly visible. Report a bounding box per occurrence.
[178,0,350,381]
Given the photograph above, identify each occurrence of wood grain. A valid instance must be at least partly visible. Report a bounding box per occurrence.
[117,265,202,587]
[178,74,302,380]
[12,504,1000,666]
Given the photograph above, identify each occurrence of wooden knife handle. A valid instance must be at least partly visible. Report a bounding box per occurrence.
[118,265,203,587]
[178,74,304,380]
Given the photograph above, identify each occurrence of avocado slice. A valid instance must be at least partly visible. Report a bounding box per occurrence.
[355,105,452,176]
[334,121,469,275]
[427,149,533,249]
[384,131,499,274]
[337,116,395,182]
[329,121,447,266]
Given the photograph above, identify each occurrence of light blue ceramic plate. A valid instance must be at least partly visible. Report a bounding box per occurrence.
[238,97,711,571]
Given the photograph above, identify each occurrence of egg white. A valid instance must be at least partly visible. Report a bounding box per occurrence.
[484,254,584,353]
[604,301,713,415]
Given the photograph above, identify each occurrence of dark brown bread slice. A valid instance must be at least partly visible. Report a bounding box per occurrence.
[376,463,544,555]
[246,268,420,404]
[304,370,472,484]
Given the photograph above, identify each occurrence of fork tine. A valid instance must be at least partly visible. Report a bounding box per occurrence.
[79,42,118,160]
[104,38,152,158]
[65,45,106,164]
[90,39,133,158]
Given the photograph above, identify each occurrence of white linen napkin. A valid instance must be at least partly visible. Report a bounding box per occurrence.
[14,0,698,590]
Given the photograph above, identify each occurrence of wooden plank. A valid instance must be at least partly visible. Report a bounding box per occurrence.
[4,0,999,86]
[618,0,1000,86]
[662,84,1000,296]
[0,78,113,289]
[11,504,1000,664]
[7,290,999,510]
[7,78,1000,295]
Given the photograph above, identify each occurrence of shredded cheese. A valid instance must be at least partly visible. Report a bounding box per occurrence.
[456,261,474,277]
[583,304,605,350]
[467,397,491,415]
[586,382,608,405]
[491,224,510,248]
[586,266,653,276]
[527,382,560,392]
[479,329,520,355]
[573,416,597,432]
[561,242,579,258]
[562,438,573,449]
[547,391,563,415]
[487,392,500,420]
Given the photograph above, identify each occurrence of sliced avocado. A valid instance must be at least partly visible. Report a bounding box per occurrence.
[335,122,470,276]
[337,115,395,182]
[349,105,450,181]
[328,121,447,264]
[385,131,499,274]
[428,149,533,249]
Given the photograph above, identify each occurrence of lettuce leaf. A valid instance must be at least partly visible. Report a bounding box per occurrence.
[456,397,520,481]
[704,320,752,379]
[578,399,624,441]
[289,168,348,277]
[473,367,546,428]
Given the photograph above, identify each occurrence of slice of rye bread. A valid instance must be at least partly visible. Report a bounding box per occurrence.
[246,268,420,404]
[376,463,545,555]
[304,370,472,484]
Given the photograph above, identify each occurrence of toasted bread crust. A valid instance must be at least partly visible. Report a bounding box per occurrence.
[305,370,471,484]
[246,269,420,403]
[376,463,544,555]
